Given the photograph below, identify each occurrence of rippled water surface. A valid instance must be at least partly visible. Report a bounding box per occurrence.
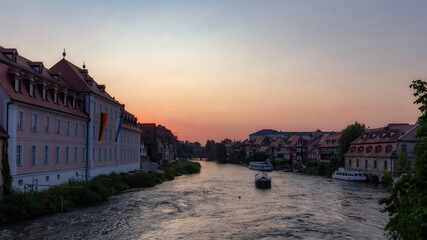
[1,161,389,239]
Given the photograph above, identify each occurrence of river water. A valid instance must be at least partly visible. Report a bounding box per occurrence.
[1,161,389,239]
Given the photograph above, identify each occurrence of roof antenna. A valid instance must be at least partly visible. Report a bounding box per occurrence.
[83,61,86,69]
[62,49,66,59]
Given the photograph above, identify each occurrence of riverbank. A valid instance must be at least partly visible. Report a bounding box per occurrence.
[0,160,201,223]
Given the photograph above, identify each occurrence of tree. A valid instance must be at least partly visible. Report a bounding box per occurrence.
[338,122,366,165]
[379,80,427,239]
[2,154,12,195]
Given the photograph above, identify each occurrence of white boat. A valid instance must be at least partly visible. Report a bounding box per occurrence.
[255,172,271,188]
[332,168,366,182]
[249,161,273,171]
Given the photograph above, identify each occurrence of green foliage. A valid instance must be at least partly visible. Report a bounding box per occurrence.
[338,122,366,164]
[2,153,12,195]
[379,79,427,239]
[396,152,410,176]
[0,160,201,223]
[271,159,291,170]
[382,172,393,185]
[246,152,268,163]
[302,162,336,177]
[205,140,227,163]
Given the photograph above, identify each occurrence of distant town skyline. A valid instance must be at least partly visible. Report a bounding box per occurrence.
[1,0,425,143]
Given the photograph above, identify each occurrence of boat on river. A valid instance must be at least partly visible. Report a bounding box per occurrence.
[255,172,271,188]
[332,168,367,182]
[249,161,273,171]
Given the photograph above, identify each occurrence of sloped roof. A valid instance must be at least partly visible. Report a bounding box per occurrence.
[50,58,120,106]
[0,46,88,119]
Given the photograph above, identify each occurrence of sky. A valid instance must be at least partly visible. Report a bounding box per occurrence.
[1,0,426,143]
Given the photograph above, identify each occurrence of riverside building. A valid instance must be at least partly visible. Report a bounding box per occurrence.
[0,47,141,191]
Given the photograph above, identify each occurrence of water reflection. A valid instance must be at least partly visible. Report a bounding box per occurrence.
[0,161,388,240]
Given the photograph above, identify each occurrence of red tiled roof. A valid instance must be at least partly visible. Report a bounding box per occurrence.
[0,46,89,119]
[344,143,396,158]
[50,59,120,105]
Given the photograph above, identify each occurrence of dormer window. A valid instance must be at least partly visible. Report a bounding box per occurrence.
[362,134,367,139]
[350,146,356,153]
[375,145,382,153]
[385,145,392,153]
[358,146,364,153]
[42,86,48,101]
[370,133,377,139]
[326,140,330,144]
[2,49,18,62]
[72,97,76,109]
[381,132,387,138]
[64,94,68,107]
[14,75,22,93]
[366,146,372,153]
[390,131,396,136]
[54,90,58,104]
[29,83,35,97]
[29,62,44,74]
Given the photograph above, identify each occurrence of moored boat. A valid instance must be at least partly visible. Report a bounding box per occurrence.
[249,161,273,171]
[255,172,271,188]
[332,168,366,182]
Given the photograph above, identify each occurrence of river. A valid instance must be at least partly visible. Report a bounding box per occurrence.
[0,160,389,239]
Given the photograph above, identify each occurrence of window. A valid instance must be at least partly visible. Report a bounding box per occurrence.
[42,87,47,100]
[361,134,367,139]
[72,97,76,109]
[356,159,359,167]
[115,149,118,160]
[390,131,396,136]
[65,147,70,163]
[370,133,377,139]
[100,104,103,113]
[82,147,86,162]
[46,176,49,182]
[93,102,96,114]
[110,148,112,160]
[54,91,58,104]
[55,146,60,163]
[99,148,101,162]
[18,180,23,186]
[75,122,79,136]
[57,174,60,180]
[366,146,372,153]
[83,123,87,137]
[56,119,61,134]
[374,160,377,169]
[384,160,388,170]
[93,126,96,139]
[385,145,392,153]
[105,106,107,113]
[29,83,35,97]
[365,159,368,169]
[66,121,70,136]
[110,108,113,119]
[45,116,50,132]
[375,146,381,153]
[74,147,78,162]
[16,145,23,166]
[350,146,356,153]
[110,129,113,141]
[31,146,37,165]
[358,146,364,153]
[14,76,21,92]
[17,111,24,129]
[93,148,96,161]
[31,113,38,131]
[104,148,107,161]
[64,94,68,107]
[402,144,407,153]
[44,146,49,164]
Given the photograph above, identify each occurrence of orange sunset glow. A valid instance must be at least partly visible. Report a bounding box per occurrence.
[1,0,424,143]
